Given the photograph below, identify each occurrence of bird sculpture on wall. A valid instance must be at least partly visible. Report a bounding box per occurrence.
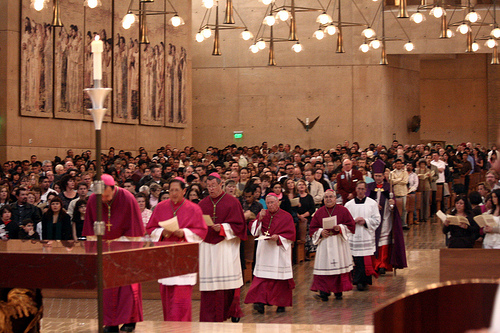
[297,116,320,132]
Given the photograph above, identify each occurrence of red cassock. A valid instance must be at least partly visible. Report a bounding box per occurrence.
[309,205,356,294]
[198,192,247,322]
[83,188,144,327]
[336,170,364,205]
[244,209,296,307]
[146,199,208,322]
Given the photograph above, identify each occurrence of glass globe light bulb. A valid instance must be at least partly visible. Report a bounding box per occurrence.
[316,12,333,25]
[410,12,425,24]
[430,6,444,18]
[260,0,274,5]
[202,0,214,9]
[446,29,454,38]
[359,43,369,53]
[486,38,498,49]
[313,29,325,40]
[249,44,259,53]
[404,41,414,52]
[277,9,289,21]
[33,0,45,11]
[369,39,381,49]
[263,15,276,26]
[362,27,376,39]
[465,11,480,23]
[256,40,266,50]
[201,27,212,38]
[170,15,184,27]
[87,0,99,9]
[457,23,470,35]
[291,42,302,53]
[324,25,337,35]
[122,13,136,30]
[241,29,253,41]
[491,28,500,39]
[471,42,479,52]
[195,33,204,43]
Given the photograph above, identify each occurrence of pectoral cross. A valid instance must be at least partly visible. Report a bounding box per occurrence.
[106,203,112,232]
[264,230,270,236]
[106,221,113,232]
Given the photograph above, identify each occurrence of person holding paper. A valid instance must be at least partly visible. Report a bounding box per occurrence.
[198,173,247,322]
[442,194,479,248]
[366,159,407,275]
[244,193,296,313]
[482,189,500,249]
[83,174,144,333]
[310,189,355,301]
[345,181,381,291]
[146,178,208,321]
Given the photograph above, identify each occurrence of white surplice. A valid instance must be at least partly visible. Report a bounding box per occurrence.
[312,224,353,276]
[199,223,243,291]
[150,227,202,286]
[250,220,293,280]
[344,197,381,257]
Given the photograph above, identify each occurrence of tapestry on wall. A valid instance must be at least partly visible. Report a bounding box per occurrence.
[20,5,53,118]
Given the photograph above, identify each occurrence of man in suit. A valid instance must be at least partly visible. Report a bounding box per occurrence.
[336,159,363,205]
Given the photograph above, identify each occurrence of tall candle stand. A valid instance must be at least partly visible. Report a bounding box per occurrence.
[84,62,112,333]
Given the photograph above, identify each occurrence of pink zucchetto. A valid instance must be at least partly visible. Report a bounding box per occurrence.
[208,172,221,179]
[174,177,185,183]
[101,174,116,186]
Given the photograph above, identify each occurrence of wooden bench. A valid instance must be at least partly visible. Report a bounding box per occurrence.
[374,280,498,333]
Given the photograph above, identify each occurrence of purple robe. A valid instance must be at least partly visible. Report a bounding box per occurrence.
[366,181,407,269]
[83,187,144,326]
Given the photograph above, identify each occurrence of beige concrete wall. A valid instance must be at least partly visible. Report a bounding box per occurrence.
[0,0,193,162]
[419,54,489,146]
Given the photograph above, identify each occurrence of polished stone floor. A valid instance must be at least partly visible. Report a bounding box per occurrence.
[41,221,446,332]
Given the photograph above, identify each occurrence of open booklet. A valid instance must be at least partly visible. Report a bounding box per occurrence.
[473,214,497,228]
[290,197,300,207]
[436,210,469,226]
[159,216,180,233]
[202,215,214,227]
[255,235,271,241]
[322,216,337,230]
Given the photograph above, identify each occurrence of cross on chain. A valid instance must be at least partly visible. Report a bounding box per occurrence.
[106,203,112,232]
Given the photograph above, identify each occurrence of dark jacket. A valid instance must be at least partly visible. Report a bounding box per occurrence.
[41,212,73,240]
[10,202,42,226]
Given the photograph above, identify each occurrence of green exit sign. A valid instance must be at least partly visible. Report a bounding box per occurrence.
[234,131,243,139]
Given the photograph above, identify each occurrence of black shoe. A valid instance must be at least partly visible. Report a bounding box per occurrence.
[334,292,343,300]
[378,268,386,275]
[402,225,410,230]
[103,327,119,333]
[276,306,285,313]
[231,317,240,322]
[254,302,265,314]
[357,283,365,291]
[314,291,329,302]
[120,323,136,332]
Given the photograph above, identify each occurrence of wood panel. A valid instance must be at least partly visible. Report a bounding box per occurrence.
[440,249,500,282]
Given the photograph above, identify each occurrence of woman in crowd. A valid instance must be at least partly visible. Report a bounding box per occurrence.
[149,183,162,208]
[296,179,316,258]
[186,187,200,204]
[58,174,77,209]
[72,198,87,240]
[224,179,238,197]
[314,168,331,191]
[40,197,72,240]
[136,192,152,230]
[0,185,11,209]
[283,178,299,222]
[482,189,500,249]
[442,194,479,248]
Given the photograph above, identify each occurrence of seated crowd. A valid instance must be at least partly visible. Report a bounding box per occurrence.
[2,140,500,327]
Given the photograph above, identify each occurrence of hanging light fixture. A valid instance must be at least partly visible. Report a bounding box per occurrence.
[410,11,425,24]
[84,0,101,9]
[313,28,325,40]
[486,38,498,48]
[260,0,275,5]
[491,27,500,39]
[446,28,455,38]
[404,41,414,51]
[201,26,212,38]
[362,27,376,38]
[472,41,479,52]
[457,23,470,35]
[122,12,137,29]
[276,9,289,21]
[249,44,260,53]
[359,43,370,52]
[195,32,205,42]
[324,24,337,35]
[31,0,48,11]
[430,6,445,19]
[316,12,333,25]
[263,14,276,26]
[369,39,381,49]
[291,42,303,52]
[202,0,215,9]
[169,15,185,27]
[241,29,254,40]
[256,39,266,50]
[465,10,480,23]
